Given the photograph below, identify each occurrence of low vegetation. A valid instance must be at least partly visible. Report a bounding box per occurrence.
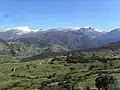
[0,43,120,90]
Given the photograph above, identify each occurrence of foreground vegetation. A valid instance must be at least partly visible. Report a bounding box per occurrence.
[0,51,120,90]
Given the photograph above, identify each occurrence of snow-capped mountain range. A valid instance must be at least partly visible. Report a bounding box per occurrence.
[0,26,103,39]
[0,26,119,50]
[2,26,102,33]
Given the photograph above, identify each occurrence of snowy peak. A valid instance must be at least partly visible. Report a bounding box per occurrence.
[69,26,102,32]
[83,26,102,32]
[6,26,31,32]
[0,26,104,40]
[4,26,39,36]
[39,26,101,33]
[6,26,39,32]
[84,26,93,29]
[71,27,81,30]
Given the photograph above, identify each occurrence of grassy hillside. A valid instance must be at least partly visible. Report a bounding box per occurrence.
[0,57,120,90]
[0,40,41,61]
[45,44,70,52]
[0,39,71,61]
[0,42,120,89]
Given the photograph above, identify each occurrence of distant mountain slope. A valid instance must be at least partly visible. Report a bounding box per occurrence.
[0,26,103,51]
[21,52,66,62]
[1,26,120,55]
[21,41,120,61]
[45,44,70,52]
[0,40,41,60]
[95,28,120,45]
[17,27,103,50]
[94,41,120,50]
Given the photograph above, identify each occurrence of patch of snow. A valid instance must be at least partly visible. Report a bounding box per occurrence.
[31,29,39,32]
[6,26,31,32]
[71,27,81,30]
[8,37,13,40]
[92,36,96,38]
[95,29,102,32]
[6,26,39,32]
[16,32,23,36]
[84,26,102,32]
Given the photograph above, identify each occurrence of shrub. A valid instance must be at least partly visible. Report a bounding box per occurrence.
[89,65,95,70]
[95,74,118,90]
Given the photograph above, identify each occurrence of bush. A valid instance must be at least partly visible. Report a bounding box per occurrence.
[64,73,71,80]
[89,65,95,70]
[95,74,118,90]
[66,52,90,63]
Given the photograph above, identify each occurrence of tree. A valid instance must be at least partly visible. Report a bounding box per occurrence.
[95,74,117,90]
[10,50,16,56]
[66,52,89,63]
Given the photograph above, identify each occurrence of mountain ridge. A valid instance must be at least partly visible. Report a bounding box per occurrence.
[0,26,119,59]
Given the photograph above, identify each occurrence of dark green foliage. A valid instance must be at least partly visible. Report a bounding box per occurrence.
[66,52,90,63]
[86,87,90,90]
[57,73,80,90]
[0,82,20,90]
[64,73,71,80]
[50,57,62,64]
[83,87,90,90]
[69,67,76,71]
[64,51,120,64]
[18,48,21,52]
[53,57,61,61]
[89,65,95,70]
[10,50,16,56]
[58,81,64,86]
[11,67,17,72]
[47,73,56,79]
[95,74,117,90]
[63,80,75,90]
[65,52,102,63]
[41,81,48,87]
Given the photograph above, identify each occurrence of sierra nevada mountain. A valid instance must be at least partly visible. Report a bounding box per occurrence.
[0,26,120,53]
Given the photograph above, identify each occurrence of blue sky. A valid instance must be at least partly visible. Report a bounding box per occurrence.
[0,0,120,31]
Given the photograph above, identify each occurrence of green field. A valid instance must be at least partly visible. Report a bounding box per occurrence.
[0,57,119,90]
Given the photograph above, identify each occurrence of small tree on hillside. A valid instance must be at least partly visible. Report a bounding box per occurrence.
[95,74,118,90]
[10,49,16,56]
